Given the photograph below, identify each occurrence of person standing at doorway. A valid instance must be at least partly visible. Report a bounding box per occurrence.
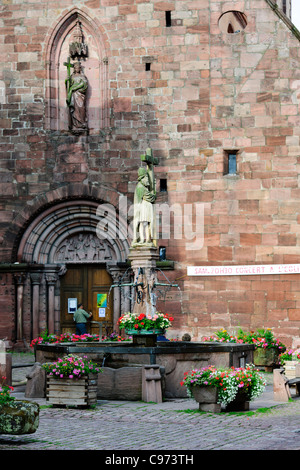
[73,303,92,335]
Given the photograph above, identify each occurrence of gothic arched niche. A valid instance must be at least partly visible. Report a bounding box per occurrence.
[46,9,109,134]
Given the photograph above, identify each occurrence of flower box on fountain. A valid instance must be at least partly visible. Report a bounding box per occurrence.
[118,312,173,336]
[203,328,286,371]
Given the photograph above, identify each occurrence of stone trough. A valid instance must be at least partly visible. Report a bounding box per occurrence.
[34,340,255,400]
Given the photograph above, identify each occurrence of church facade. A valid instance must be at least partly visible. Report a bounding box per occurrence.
[1,0,300,348]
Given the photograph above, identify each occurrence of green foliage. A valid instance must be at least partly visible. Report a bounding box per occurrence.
[0,376,15,407]
[203,327,286,352]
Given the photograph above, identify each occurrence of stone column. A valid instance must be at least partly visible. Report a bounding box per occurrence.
[45,274,58,335]
[107,268,122,330]
[13,273,27,343]
[121,271,131,314]
[30,273,42,339]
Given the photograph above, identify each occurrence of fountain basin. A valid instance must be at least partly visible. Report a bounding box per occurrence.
[35,341,255,399]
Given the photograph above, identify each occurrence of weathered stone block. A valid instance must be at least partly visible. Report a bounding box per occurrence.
[25,363,46,398]
[97,367,143,400]
[0,400,39,435]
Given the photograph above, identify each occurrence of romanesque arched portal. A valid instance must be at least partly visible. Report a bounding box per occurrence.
[16,199,131,339]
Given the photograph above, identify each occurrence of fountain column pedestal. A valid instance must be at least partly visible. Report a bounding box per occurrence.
[128,245,160,346]
[128,245,159,315]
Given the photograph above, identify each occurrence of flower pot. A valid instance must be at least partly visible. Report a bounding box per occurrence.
[125,328,165,335]
[225,391,250,412]
[191,386,221,413]
[253,347,279,369]
[46,374,97,408]
[284,360,300,379]
[0,400,39,435]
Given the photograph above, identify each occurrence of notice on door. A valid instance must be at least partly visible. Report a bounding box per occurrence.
[97,294,107,317]
[98,308,106,318]
[68,298,77,313]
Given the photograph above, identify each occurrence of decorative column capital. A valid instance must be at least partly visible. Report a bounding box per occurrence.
[13,273,27,285]
[45,273,58,285]
[30,273,42,285]
[107,267,122,284]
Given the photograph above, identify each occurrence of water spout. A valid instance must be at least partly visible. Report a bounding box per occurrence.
[102,353,110,367]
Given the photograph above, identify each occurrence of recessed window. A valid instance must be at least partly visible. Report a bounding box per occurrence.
[282,0,287,14]
[165,11,172,27]
[160,178,167,192]
[145,62,151,71]
[224,150,238,175]
[218,11,247,34]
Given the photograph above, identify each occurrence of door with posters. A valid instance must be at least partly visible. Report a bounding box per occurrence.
[60,265,113,336]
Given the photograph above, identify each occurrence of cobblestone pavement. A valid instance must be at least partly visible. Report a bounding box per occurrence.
[1,353,300,454]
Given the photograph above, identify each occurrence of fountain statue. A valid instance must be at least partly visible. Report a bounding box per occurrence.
[126,148,179,320]
[132,148,158,247]
[34,147,255,402]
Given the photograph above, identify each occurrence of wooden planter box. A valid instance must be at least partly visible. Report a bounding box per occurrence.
[284,361,300,379]
[46,374,98,407]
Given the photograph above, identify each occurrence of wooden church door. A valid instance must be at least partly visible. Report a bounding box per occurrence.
[60,265,113,336]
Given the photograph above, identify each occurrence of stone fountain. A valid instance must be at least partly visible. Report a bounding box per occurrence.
[34,148,255,401]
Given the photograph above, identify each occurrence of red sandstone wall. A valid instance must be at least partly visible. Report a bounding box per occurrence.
[1,0,300,346]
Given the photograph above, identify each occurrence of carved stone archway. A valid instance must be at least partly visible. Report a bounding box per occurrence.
[16,199,131,338]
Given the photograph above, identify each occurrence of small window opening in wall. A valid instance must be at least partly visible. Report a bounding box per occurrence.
[145,62,151,71]
[165,11,172,27]
[225,151,238,175]
[160,178,167,192]
[282,0,287,14]
[227,23,234,33]
[218,11,247,34]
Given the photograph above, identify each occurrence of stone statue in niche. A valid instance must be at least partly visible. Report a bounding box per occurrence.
[132,148,158,247]
[56,234,111,262]
[64,59,88,134]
